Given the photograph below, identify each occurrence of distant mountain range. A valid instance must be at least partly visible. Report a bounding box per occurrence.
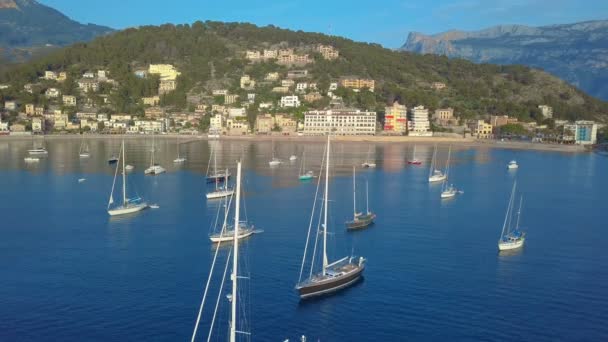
[401,20,608,101]
[0,0,113,62]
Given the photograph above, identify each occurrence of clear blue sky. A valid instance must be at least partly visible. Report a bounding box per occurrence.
[41,0,608,48]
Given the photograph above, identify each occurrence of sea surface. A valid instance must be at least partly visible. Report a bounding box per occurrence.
[1,137,607,341]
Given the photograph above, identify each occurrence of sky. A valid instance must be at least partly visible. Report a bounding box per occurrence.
[41,0,608,48]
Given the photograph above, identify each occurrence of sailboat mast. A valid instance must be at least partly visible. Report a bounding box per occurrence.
[352,166,356,219]
[322,136,330,275]
[122,141,126,206]
[230,161,242,342]
[366,181,369,214]
[500,182,517,238]
[515,196,523,230]
[429,145,437,177]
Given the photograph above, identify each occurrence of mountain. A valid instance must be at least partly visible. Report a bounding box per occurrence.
[401,20,608,101]
[1,21,607,124]
[0,0,113,61]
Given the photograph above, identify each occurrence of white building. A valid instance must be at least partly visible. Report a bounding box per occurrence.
[304,109,377,136]
[44,71,57,80]
[408,105,431,136]
[564,120,598,145]
[45,88,60,98]
[539,105,553,119]
[210,114,225,132]
[134,120,164,133]
[280,95,301,108]
[296,83,308,92]
[4,101,17,111]
[62,95,77,106]
[228,107,246,118]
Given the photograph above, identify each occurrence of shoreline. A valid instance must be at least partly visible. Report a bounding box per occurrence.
[1,133,587,153]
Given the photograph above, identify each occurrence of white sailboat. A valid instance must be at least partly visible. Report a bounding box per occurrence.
[79,138,90,158]
[298,150,313,181]
[346,166,376,230]
[24,157,40,162]
[28,136,48,155]
[507,160,519,170]
[173,138,186,163]
[296,136,366,299]
[206,168,235,200]
[144,136,166,175]
[498,182,526,251]
[428,145,446,183]
[361,146,376,168]
[107,141,148,216]
[440,146,458,199]
[191,161,252,342]
[269,139,282,166]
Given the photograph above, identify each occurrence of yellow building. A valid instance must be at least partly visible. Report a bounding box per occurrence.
[339,78,375,92]
[474,120,493,139]
[255,114,274,134]
[25,104,35,116]
[227,118,249,135]
[383,101,407,134]
[143,96,160,106]
[275,114,297,133]
[148,64,181,80]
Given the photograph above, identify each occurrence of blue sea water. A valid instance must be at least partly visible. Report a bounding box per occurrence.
[1,137,607,341]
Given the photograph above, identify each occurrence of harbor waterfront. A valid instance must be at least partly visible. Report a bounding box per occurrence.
[0,138,607,341]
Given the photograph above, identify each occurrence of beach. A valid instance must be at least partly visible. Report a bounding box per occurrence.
[1,133,587,153]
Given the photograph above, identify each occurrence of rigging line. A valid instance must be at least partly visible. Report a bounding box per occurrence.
[206,248,232,342]
[298,145,326,283]
[191,190,235,342]
[205,147,213,177]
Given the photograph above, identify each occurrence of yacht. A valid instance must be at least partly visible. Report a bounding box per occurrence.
[507,160,519,169]
[498,182,526,251]
[428,145,447,183]
[144,137,166,175]
[107,141,148,216]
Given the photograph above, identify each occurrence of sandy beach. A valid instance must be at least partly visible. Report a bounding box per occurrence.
[1,133,587,153]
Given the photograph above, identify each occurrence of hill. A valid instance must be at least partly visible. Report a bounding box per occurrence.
[401,20,608,101]
[1,21,607,125]
[0,0,113,61]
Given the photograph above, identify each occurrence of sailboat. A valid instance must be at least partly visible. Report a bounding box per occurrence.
[206,148,230,183]
[346,166,376,230]
[206,168,235,200]
[507,160,519,170]
[173,138,186,163]
[28,136,48,155]
[428,145,446,183]
[361,146,376,168]
[498,182,526,251]
[191,161,252,342]
[107,141,148,216]
[407,145,421,165]
[296,136,366,299]
[440,146,458,199]
[78,137,90,158]
[144,136,166,175]
[269,139,282,166]
[298,150,313,181]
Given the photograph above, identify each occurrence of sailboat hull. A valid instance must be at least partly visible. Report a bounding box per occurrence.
[28,149,48,155]
[498,237,525,251]
[79,153,90,158]
[297,261,364,299]
[429,174,446,183]
[144,166,166,175]
[206,189,235,199]
[209,228,255,243]
[206,175,229,183]
[346,213,376,230]
[108,203,148,216]
[441,190,457,199]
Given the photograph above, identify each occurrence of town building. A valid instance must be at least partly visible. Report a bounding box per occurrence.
[281,79,295,87]
[304,109,377,135]
[57,72,67,82]
[25,104,35,115]
[23,84,34,93]
[143,96,160,106]
[280,95,301,108]
[245,50,261,60]
[111,114,132,122]
[339,77,375,92]
[263,49,278,59]
[240,75,255,90]
[272,86,290,93]
[384,101,407,134]
[83,71,95,79]
[275,114,297,133]
[489,115,518,127]
[212,89,228,96]
[228,107,246,118]
[304,92,323,103]
[226,118,249,135]
[296,83,308,92]
[538,105,553,119]
[408,106,431,136]
[10,123,26,133]
[4,101,17,111]
[433,108,455,125]
[431,82,447,90]
[43,71,57,80]
[472,120,493,139]
[265,72,280,81]
[255,114,274,134]
[134,120,165,133]
[144,107,165,119]
[159,80,176,94]
[287,70,308,79]
[210,114,225,132]
[316,45,339,60]
[45,88,60,98]
[35,107,44,116]
[62,95,77,106]
[148,64,181,81]
[225,94,239,105]
[0,84,9,90]
[32,117,44,133]
[259,102,273,109]
[78,79,99,92]
[564,120,598,145]
[97,70,108,80]
[76,112,97,120]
